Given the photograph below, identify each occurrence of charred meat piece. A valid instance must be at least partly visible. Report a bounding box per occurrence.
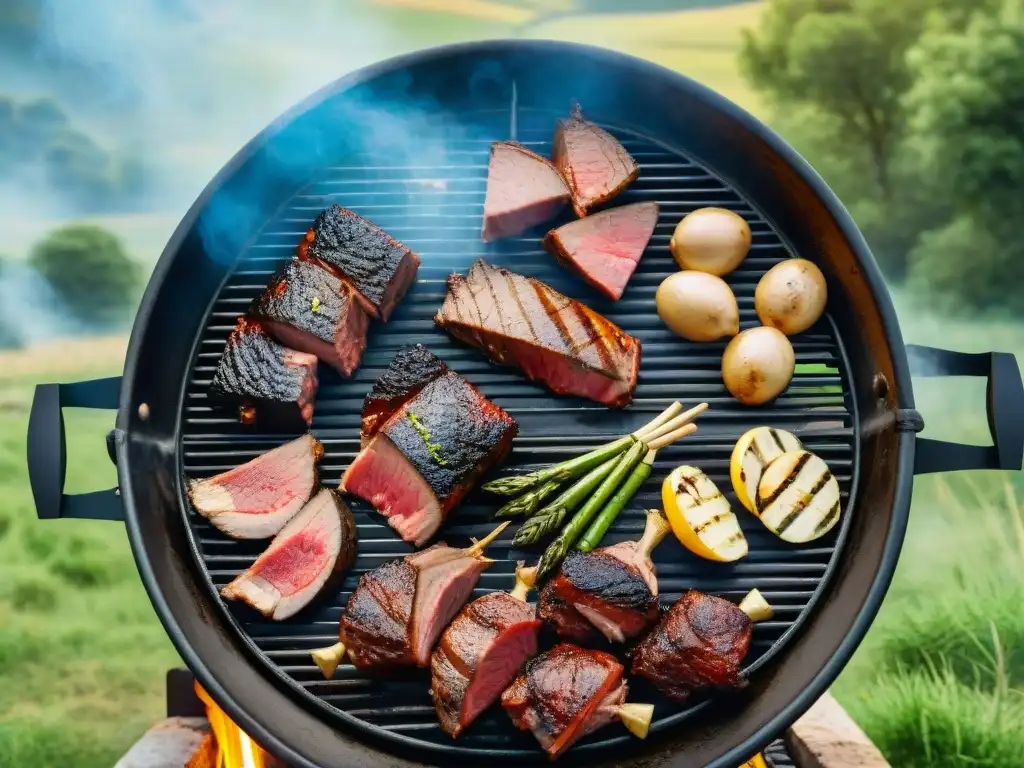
[540,509,670,644]
[482,141,570,241]
[209,317,318,431]
[300,205,420,322]
[187,434,322,540]
[502,644,651,759]
[312,524,506,677]
[221,489,356,620]
[544,202,659,300]
[250,253,369,377]
[554,104,639,217]
[431,566,541,738]
[630,589,770,702]
[434,259,641,408]
[360,344,448,444]
[342,368,517,546]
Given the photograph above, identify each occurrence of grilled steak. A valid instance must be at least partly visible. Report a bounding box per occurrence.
[342,368,517,546]
[544,202,659,300]
[482,141,569,240]
[630,590,752,702]
[360,344,448,443]
[187,434,322,539]
[250,253,369,377]
[502,644,627,759]
[221,489,356,620]
[336,528,503,674]
[554,104,639,217]
[540,509,669,643]
[299,205,420,322]
[434,260,641,408]
[431,566,540,738]
[209,317,318,431]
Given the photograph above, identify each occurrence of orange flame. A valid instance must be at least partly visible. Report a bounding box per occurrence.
[194,682,267,768]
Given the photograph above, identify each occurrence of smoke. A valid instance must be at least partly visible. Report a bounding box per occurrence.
[0,260,75,347]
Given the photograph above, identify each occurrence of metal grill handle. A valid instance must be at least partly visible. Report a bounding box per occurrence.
[27,377,125,521]
[909,346,1024,475]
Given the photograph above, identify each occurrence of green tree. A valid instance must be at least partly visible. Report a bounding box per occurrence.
[28,225,140,329]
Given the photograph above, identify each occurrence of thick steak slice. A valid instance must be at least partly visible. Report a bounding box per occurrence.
[630,590,752,702]
[220,489,356,620]
[187,434,322,539]
[544,202,659,300]
[360,344,448,443]
[554,104,639,217]
[539,549,660,644]
[209,317,318,431]
[300,205,420,322]
[482,142,569,241]
[250,253,369,376]
[342,370,517,546]
[431,592,540,738]
[502,644,625,759]
[434,259,641,408]
[339,541,497,674]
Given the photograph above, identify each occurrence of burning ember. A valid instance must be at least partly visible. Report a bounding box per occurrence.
[192,682,270,768]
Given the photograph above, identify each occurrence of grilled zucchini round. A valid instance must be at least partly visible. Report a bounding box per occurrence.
[756,450,841,543]
[730,427,803,514]
[662,465,748,562]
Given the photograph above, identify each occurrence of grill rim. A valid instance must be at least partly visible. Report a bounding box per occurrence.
[115,39,916,768]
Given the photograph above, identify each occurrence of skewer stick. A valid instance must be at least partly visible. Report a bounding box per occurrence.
[738,588,774,623]
[632,402,683,441]
[509,562,538,602]
[647,423,698,451]
[311,642,347,679]
[637,507,672,562]
[618,703,655,739]
[467,520,510,561]
[642,402,709,443]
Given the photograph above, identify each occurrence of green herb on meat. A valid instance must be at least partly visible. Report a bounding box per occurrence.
[311,296,321,313]
[409,412,448,466]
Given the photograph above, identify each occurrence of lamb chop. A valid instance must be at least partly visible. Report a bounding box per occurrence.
[187,434,322,539]
[342,361,518,546]
[501,644,653,759]
[544,202,659,300]
[553,104,639,217]
[249,252,369,377]
[220,489,357,620]
[299,205,420,322]
[431,564,541,738]
[435,260,642,408]
[481,141,569,240]
[360,344,448,444]
[209,317,318,431]
[539,508,670,644]
[311,523,508,678]
[630,589,773,702]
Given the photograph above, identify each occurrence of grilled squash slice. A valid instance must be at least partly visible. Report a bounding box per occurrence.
[756,450,841,543]
[663,465,748,562]
[730,426,802,514]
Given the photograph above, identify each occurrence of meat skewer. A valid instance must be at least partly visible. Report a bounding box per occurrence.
[539,508,671,644]
[501,643,653,760]
[630,588,774,702]
[430,564,541,738]
[311,522,509,678]
[220,489,357,620]
[187,434,322,540]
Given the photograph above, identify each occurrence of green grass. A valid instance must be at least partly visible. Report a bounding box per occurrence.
[0,372,180,767]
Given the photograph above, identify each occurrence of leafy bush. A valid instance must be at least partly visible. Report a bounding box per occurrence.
[28,225,140,328]
[49,550,124,589]
[8,575,59,612]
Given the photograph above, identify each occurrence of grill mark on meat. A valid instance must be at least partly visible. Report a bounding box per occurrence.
[568,295,613,371]
[554,105,639,217]
[341,558,416,671]
[530,279,575,358]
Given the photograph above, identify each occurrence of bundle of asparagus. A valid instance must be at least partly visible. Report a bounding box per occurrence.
[483,401,708,579]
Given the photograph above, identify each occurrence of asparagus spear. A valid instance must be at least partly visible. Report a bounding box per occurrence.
[493,478,563,519]
[513,456,620,546]
[537,440,649,579]
[483,402,683,497]
[577,448,657,552]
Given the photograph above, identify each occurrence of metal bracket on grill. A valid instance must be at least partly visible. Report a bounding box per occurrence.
[894,409,924,433]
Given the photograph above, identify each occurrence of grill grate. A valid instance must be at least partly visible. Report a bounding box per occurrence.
[180,108,858,761]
